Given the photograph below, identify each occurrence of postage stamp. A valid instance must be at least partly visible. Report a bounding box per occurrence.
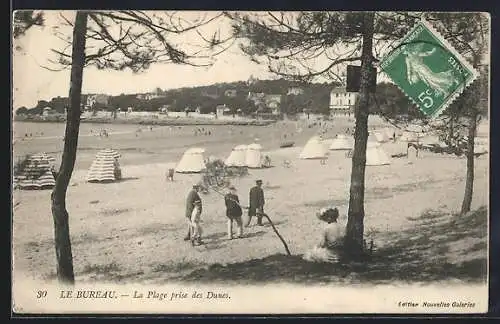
[379,19,479,119]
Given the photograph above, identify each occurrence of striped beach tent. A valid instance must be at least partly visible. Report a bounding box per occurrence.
[87,148,122,183]
[14,152,56,190]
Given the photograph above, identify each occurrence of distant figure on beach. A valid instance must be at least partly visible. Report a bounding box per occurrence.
[166,168,175,181]
[185,183,203,243]
[303,207,344,263]
[50,165,58,179]
[246,179,265,227]
[224,185,243,240]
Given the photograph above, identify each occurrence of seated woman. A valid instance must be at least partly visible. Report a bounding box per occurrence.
[303,207,345,263]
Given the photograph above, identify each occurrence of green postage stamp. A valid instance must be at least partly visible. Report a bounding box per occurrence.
[379,19,479,119]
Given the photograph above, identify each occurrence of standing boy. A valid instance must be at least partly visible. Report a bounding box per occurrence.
[224,185,243,239]
[185,183,202,241]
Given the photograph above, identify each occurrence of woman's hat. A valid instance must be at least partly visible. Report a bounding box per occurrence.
[228,185,237,191]
[317,207,339,222]
[256,179,263,184]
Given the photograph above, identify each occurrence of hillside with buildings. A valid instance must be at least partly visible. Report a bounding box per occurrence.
[15,77,443,121]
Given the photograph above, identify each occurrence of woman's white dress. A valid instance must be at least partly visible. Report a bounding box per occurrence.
[303,222,344,263]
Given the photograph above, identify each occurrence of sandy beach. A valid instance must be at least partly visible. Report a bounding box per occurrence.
[12,119,488,285]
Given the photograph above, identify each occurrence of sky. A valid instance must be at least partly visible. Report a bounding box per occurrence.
[12,11,275,109]
[12,11,490,111]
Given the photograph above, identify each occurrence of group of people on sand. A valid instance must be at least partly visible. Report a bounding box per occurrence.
[183,178,346,264]
[193,127,212,136]
[184,179,266,246]
[90,129,110,138]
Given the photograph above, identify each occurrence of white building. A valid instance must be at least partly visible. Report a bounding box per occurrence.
[86,94,110,108]
[224,89,238,97]
[329,87,357,116]
[287,87,304,96]
[136,93,165,100]
[265,94,282,114]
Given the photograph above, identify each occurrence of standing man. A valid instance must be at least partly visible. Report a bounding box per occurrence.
[225,185,243,239]
[184,183,202,241]
[246,179,265,227]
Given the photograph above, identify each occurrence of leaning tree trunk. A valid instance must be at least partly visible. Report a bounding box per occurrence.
[50,11,88,285]
[345,12,375,258]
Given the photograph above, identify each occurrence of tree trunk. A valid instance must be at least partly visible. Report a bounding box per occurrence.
[461,111,477,214]
[460,54,482,215]
[345,12,375,258]
[50,11,88,285]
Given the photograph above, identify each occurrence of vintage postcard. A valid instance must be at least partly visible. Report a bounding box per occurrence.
[11,11,490,315]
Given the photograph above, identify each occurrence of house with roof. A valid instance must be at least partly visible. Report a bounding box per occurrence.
[136,93,165,100]
[86,94,110,108]
[287,87,304,96]
[329,87,358,116]
[264,94,282,115]
[224,89,238,97]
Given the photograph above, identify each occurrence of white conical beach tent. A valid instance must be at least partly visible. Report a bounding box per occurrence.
[367,132,380,143]
[476,119,489,138]
[329,134,353,150]
[420,135,442,146]
[176,148,206,173]
[406,124,424,133]
[474,137,488,154]
[384,127,396,140]
[14,152,56,190]
[400,131,419,142]
[87,148,122,182]
[225,145,248,167]
[366,142,391,166]
[300,136,328,159]
[374,130,389,143]
[246,143,263,168]
[367,135,381,148]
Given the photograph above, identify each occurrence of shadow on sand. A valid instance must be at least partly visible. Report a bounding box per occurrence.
[177,207,487,285]
[116,176,140,183]
[200,230,267,252]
